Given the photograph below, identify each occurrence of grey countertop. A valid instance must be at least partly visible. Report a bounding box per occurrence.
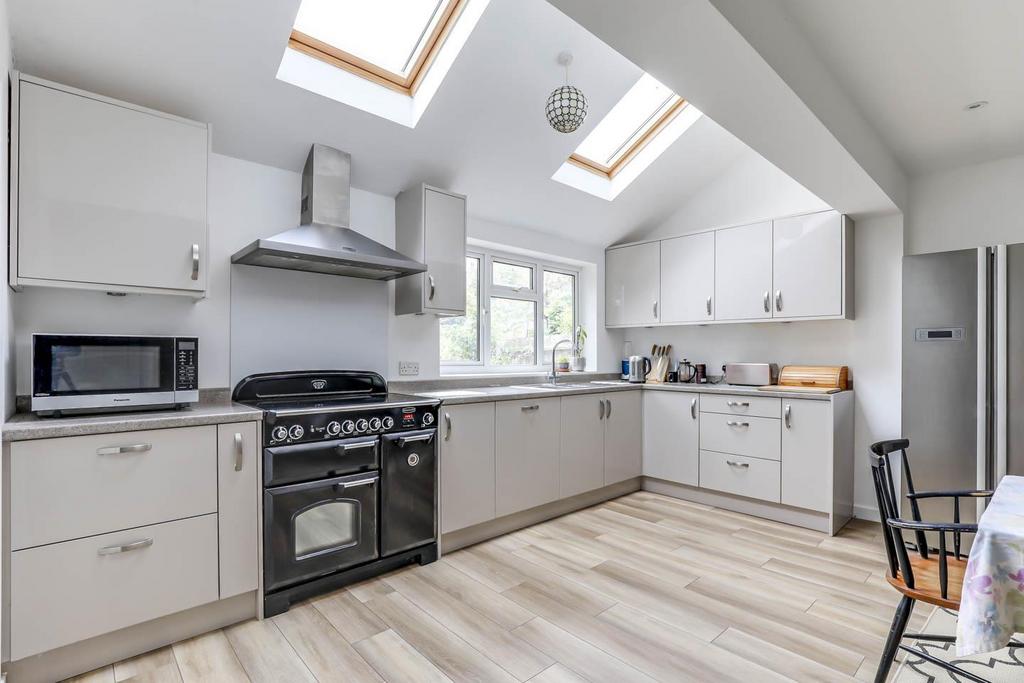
[413,380,848,405]
[3,391,262,442]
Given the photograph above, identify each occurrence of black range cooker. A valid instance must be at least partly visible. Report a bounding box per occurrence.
[232,370,440,617]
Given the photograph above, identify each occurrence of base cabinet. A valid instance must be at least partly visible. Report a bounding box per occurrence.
[781,399,834,512]
[642,391,699,486]
[440,403,496,533]
[217,422,260,599]
[495,398,560,516]
[604,391,643,484]
[560,394,607,498]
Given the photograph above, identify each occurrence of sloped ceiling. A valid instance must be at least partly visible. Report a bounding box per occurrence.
[8,0,751,246]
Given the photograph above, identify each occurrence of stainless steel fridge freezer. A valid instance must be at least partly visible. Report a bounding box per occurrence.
[902,244,1023,528]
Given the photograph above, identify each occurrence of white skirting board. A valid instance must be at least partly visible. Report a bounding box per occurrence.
[3,592,257,683]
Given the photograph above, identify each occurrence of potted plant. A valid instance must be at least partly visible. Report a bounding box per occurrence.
[571,325,587,371]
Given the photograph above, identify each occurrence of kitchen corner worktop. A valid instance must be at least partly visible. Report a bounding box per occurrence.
[2,391,262,442]
[410,380,850,405]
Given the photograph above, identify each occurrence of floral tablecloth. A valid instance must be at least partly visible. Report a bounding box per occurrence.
[957,475,1024,656]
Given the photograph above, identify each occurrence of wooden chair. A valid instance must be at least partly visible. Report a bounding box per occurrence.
[869,438,1009,682]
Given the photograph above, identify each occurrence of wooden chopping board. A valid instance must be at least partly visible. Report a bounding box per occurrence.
[757,385,841,394]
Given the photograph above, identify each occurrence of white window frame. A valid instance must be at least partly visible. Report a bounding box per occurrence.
[440,247,579,373]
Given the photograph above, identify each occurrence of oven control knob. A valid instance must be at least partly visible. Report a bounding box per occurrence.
[368,417,382,431]
[272,426,289,442]
[422,412,435,426]
[382,417,395,430]
[326,420,341,436]
[288,425,305,440]
[341,420,355,435]
[355,419,369,433]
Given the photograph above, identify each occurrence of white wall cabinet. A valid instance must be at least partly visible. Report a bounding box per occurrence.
[606,242,661,326]
[495,398,561,516]
[395,184,467,316]
[660,231,715,323]
[559,394,607,498]
[604,391,643,484]
[440,403,496,533]
[772,211,845,319]
[12,74,209,297]
[714,221,774,321]
[217,422,260,599]
[781,399,835,512]
[642,391,699,486]
[605,210,852,328]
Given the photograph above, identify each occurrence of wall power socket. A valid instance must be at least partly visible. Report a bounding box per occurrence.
[399,361,420,376]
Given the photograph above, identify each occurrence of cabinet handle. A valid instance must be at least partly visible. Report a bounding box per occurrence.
[706,296,712,316]
[521,404,540,411]
[726,400,749,408]
[690,397,697,419]
[726,420,749,428]
[191,244,200,281]
[605,399,612,419]
[775,290,782,312]
[234,432,244,472]
[653,301,658,318]
[428,275,436,301]
[726,460,750,469]
[96,443,152,456]
[599,399,605,420]
[784,404,791,428]
[340,476,378,489]
[444,412,452,440]
[763,291,770,313]
[98,537,153,556]
[340,440,377,452]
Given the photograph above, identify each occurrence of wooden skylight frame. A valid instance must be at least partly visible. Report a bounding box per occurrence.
[568,98,689,179]
[288,0,469,97]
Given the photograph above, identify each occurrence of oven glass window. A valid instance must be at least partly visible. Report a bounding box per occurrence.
[294,500,360,559]
[52,344,163,392]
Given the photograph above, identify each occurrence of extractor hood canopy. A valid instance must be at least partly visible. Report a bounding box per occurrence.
[231,144,427,281]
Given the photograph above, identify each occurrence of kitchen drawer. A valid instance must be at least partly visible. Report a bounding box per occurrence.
[700,394,780,419]
[11,426,217,550]
[700,412,781,461]
[10,513,219,659]
[699,450,780,503]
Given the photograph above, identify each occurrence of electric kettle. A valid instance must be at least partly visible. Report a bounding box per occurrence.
[627,356,652,383]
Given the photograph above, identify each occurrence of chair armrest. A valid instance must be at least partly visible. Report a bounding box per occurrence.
[906,489,994,500]
[886,517,979,534]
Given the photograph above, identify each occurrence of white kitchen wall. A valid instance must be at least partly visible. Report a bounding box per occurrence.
[613,153,903,519]
[907,153,1024,255]
[11,153,397,393]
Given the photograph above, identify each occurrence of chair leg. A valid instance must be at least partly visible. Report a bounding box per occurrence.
[875,596,915,683]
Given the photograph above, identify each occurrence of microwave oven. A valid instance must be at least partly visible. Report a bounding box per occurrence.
[32,334,199,415]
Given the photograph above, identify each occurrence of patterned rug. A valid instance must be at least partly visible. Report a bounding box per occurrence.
[895,608,1024,681]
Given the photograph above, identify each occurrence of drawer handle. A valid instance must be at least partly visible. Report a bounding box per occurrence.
[234,432,244,472]
[398,433,434,446]
[726,421,750,428]
[521,404,540,411]
[96,443,152,456]
[690,397,697,419]
[340,476,378,489]
[340,440,377,452]
[726,401,750,408]
[726,460,750,469]
[98,538,153,556]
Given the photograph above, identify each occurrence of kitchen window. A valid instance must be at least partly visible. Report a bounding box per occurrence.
[440,249,578,372]
[288,0,468,96]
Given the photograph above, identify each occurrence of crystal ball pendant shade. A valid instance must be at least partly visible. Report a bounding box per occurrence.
[546,84,588,134]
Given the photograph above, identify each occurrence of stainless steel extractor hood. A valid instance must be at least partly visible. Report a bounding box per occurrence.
[231,144,426,280]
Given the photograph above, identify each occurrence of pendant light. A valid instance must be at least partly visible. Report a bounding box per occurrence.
[546,51,587,134]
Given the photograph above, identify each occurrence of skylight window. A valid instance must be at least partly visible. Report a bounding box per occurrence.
[288,0,467,95]
[570,74,686,178]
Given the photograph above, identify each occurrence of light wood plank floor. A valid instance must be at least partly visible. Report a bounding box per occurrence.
[67,492,926,683]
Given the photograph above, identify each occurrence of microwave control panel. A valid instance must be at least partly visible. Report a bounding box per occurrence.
[175,337,199,391]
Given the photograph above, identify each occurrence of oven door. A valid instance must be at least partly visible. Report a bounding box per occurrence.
[32,334,176,410]
[264,471,379,591]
